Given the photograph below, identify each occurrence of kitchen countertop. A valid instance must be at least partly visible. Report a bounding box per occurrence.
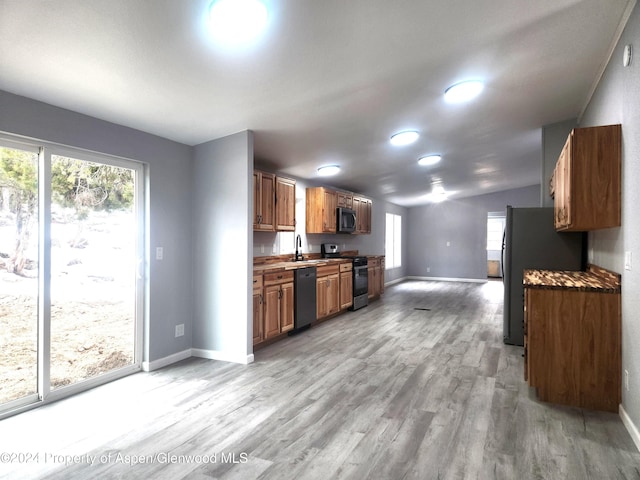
[523,267,621,293]
[253,258,351,274]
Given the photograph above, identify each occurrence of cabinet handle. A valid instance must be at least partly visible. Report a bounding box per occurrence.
[278,287,283,299]
[259,294,263,304]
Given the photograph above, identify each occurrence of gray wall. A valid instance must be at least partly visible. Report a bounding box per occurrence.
[407,185,540,279]
[252,173,409,284]
[579,3,640,436]
[193,131,253,362]
[541,118,576,207]
[0,90,193,364]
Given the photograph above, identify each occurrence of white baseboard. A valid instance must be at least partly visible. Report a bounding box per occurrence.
[407,276,488,284]
[142,349,192,372]
[192,348,255,365]
[384,276,407,287]
[620,404,640,453]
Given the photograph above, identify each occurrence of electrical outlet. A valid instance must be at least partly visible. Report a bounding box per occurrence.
[309,244,313,251]
[156,247,164,260]
[446,241,450,247]
[625,369,630,391]
[625,251,632,271]
[427,267,431,273]
[260,244,264,254]
[175,324,184,338]
[272,243,277,253]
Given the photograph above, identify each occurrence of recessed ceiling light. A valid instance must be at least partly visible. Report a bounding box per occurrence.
[418,154,442,166]
[390,131,419,146]
[317,165,341,176]
[208,0,268,45]
[444,80,484,103]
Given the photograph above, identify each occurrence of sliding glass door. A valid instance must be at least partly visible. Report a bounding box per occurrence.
[0,143,40,408]
[0,138,144,416]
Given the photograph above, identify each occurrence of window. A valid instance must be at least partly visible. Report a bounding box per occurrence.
[385,213,402,269]
[487,215,505,251]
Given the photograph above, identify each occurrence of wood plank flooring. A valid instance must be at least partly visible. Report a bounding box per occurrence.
[1,280,639,479]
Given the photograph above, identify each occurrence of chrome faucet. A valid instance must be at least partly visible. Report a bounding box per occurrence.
[295,234,304,261]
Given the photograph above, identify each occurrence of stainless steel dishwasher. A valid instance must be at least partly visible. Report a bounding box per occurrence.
[292,266,316,332]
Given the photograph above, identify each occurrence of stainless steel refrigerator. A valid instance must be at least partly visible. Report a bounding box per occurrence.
[502,206,585,346]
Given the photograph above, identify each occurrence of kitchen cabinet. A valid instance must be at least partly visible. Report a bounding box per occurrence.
[253,170,296,232]
[524,266,621,412]
[337,191,353,209]
[306,187,338,234]
[253,170,275,231]
[316,264,340,319]
[252,275,264,345]
[339,262,353,310]
[275,176,296,231]
[551,124,621,231]
[367,257,383,299]
[353,195,372,234]
[263,271,294,339]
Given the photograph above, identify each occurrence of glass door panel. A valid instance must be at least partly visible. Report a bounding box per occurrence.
[50,155,137,389]
[0,145,39,406]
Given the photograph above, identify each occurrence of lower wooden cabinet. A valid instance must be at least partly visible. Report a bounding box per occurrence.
[339,263,353,310]
[368,257,383,299]
[317,265,340,319]
[261,271,294,341]
[524,267,621,412]
[252,275,264,345]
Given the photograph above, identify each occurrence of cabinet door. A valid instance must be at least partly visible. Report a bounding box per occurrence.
[253,288,264,345]
[323,189,337,233]
[275,176,296,231]
[340,271,353,309]
[256,172,275,231]
[327,273,340,315]
[280,282,294,332]
[264,284,281,339]
[316,277,328,318]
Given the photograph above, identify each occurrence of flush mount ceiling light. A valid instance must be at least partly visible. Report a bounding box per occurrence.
[208,0,268,44]
[390,131,419,146]
[317,165,341,177]
[444,80,484,103]
[418,154,442,166]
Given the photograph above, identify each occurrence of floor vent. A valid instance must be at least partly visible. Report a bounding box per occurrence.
[414,308,431,311]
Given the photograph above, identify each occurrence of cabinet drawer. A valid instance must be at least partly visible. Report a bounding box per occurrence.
[252,274,263,289]
[317,264,340,276]
[264,271,294,286]
[368,258,380,267]
[339,262,352,273]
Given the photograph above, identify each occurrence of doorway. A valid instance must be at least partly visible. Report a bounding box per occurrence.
[0,139,144,416]
[487,212,505,278]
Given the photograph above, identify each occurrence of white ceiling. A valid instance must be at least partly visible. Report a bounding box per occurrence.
[0,0,634,206]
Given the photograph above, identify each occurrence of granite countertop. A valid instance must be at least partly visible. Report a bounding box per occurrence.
[523,267,621,293]
[253,258,350,274]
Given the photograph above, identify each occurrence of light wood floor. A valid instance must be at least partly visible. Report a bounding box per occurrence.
[1,280,639,479]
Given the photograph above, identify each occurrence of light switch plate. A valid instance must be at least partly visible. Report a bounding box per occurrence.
[156,247,164,260]
[625,251,632,271]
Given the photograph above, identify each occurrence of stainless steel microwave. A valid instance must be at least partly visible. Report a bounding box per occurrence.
[337,207,356,233]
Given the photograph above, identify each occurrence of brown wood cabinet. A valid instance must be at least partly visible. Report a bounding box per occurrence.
[263,271,294,339]
[552,124,621,231]
[253,170,275,231]
[524,267,621,412]
[254,170,296,232]
[337,191,353,209]
[339,262,353,310]
[252,275,264,345]
[275,176,296,231]
[367,257,384,299]
[353,195,372,234]
[306,187,337,233]
[316,264,340,319]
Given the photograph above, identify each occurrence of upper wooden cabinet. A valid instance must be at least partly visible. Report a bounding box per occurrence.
[253,170,275,231]
[337,191,353,209]
[275,176,296,231]
[253,169,296,232]
[551,124,621,231]
[353,195,372,234]
[306,187,338,233]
